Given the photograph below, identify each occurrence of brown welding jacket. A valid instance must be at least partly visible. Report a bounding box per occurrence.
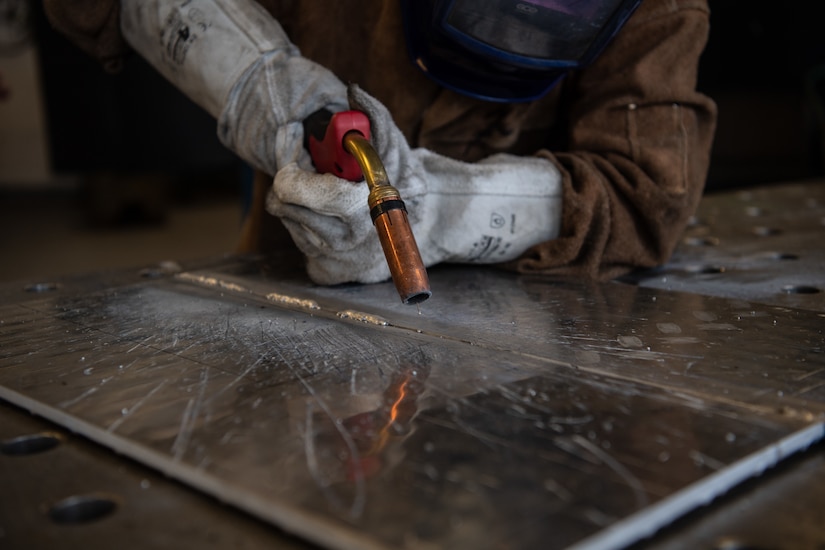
[43,0,717,281]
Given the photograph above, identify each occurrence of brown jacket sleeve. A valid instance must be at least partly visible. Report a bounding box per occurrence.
[507,0,717,280]
[42,0,128,73]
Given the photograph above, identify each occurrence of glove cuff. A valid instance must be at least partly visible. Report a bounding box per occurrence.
[413,152,563,265]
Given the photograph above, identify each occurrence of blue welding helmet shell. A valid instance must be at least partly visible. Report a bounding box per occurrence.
[400,0,641,103]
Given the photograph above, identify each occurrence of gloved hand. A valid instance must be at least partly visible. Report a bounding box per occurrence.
[119,0,347,175]
[267,85,564,286]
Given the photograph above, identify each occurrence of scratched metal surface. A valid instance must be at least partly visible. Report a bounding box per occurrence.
[0,399,310,550]
[1,255,824,550]
[630,439,825,550]
[621,179,825,312]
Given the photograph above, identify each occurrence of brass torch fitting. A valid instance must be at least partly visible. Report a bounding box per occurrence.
[342,132,431,304]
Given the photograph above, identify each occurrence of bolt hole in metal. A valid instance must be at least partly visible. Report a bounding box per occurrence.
[47,494,119,525]
[782,284,821,295]
[24,282,60,293]
[685,264,726,275]
[683,236,719,247]
[139,261,182,278]
[766,252,799,261]
[752,226,782,237]
[139,268,164,278]
[0,432,62,456]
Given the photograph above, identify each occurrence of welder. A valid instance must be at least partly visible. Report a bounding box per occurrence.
[42,0,717,286]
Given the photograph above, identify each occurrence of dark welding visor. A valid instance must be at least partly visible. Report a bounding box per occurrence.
[401,0,641,103]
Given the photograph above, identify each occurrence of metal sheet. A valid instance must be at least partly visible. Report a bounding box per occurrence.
[2,255,824,550]
[633,440,825,550]
[0,399,309,550]
[622,180,825,312]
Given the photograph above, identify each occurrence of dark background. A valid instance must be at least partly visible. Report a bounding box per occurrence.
[697,2,825,189]
[30,0,244,205]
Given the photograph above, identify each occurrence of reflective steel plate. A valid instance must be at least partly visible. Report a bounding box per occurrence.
[2,259,824,549]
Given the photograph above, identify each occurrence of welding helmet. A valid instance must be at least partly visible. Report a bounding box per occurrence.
[400,0,641,103]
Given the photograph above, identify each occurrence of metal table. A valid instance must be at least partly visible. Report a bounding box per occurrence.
[2,180,824,550]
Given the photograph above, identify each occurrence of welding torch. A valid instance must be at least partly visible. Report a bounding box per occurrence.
[303,109,431,305]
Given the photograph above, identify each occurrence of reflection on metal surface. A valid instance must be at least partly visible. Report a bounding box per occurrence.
[300,364,428,521]
[1,182,825,549]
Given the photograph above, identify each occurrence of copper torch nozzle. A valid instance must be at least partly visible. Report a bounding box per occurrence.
[342,132,431,305]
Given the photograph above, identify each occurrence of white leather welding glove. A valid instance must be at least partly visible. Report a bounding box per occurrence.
[267,85,563,286]
[119,0,347,175]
